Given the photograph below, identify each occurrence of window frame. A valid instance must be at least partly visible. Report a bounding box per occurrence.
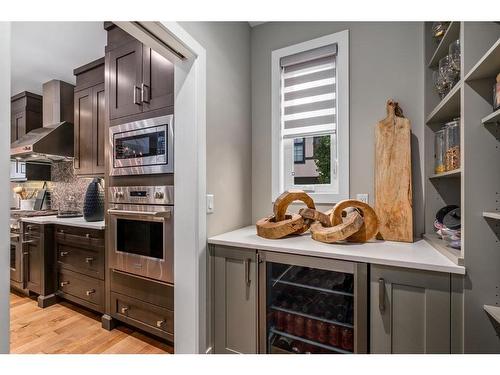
[271,30,350,204]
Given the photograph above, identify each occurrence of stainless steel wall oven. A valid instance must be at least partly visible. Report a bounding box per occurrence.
[109,115,173,176]
[108,186,174,284]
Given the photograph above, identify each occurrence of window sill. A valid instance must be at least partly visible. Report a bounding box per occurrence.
[272,192,349,206]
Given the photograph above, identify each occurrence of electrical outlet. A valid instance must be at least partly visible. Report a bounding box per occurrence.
[356,193,369,204]
[206,194,214,214]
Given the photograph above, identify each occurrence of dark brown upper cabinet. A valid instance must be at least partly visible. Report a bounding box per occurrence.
[10,92,43,143]
[73,58,105,176]
[106,25,174,122]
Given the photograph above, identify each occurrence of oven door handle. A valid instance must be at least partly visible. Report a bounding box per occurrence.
[107,209,171,219]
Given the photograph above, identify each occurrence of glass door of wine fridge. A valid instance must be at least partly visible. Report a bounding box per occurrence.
[259,251,367,354]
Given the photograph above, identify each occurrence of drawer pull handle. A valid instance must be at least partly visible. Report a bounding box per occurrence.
[156,320,165,328]
[121,306,129,314]
[59,230,64,234]
[85,289,95,296]
[85,257,94,263]
[60,281,70,287]
[85,233,91,239]
[60,251,69,257]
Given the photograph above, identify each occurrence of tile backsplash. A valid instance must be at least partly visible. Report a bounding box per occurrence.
[50,161,94,211]
[10,161,102,211]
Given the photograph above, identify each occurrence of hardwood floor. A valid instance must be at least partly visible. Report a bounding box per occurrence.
[10,292,173,354]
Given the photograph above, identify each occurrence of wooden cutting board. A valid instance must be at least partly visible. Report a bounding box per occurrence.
[374,100,413,242]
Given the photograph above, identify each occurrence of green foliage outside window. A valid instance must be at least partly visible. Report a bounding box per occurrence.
[314,136,331,184]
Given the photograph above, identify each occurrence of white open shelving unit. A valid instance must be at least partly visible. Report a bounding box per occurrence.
[424,22,500,352]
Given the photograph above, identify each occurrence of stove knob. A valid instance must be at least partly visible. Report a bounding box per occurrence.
[115,191,124,199]
[155,191,164,200]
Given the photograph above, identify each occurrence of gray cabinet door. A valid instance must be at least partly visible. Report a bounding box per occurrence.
[370,265,451,353]
[213,246,258,354]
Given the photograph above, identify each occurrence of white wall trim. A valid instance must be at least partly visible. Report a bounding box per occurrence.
[271,30,350,204]
[114,22,207,354]
[0,22,11,354]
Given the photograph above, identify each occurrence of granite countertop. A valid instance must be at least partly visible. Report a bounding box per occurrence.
[208,226,465,275]
[21,215,105,230]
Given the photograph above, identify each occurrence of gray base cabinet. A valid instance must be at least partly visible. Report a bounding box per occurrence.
[370,265,451,353]
[212,246,258,354]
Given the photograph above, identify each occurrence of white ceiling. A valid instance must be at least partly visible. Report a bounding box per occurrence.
[11,22,107,95]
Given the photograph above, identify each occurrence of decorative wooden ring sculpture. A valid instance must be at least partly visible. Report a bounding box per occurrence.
[310,211,364,243]
[273,190,315,234]
[331,199,379,242]
[299,207,332,227]
[256,214,305,239]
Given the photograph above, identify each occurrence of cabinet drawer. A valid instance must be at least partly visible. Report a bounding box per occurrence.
[23,223,41,238]
[58,268,104,312]
[111,291,174,341]
[110,269,173,309]
[57,242,104,280]
[55,225,104,250]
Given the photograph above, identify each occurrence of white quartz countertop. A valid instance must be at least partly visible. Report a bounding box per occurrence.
[21,215,105,230]
[208,226,465,275]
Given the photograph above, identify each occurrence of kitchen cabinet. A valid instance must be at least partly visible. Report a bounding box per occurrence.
[55,225,105,313]
[10,91,43,143]
[22,222,56,308]
[211,245,259,354]
[73,58,105,176]
[107,268,174,342]
[106,25,174,122]
[370,264,451,353]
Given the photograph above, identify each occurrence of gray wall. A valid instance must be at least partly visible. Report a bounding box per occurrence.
[180,22,253,238]
[251,22,425,237]
[0,22,10,354]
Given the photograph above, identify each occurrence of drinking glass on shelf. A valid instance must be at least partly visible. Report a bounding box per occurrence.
[449,39,460,73]
[433,70,448,99]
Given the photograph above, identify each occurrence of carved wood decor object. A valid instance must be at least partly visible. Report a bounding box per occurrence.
[310,211,364,243]
[375,99,413,242]
[331,199,379,243]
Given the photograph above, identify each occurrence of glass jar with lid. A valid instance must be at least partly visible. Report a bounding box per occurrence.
[444,118,460,171]
[434,128,446,174]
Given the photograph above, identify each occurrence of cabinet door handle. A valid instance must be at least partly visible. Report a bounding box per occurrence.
[60,281,70,287]
[85,289,95,296]
[378,278,385,312]
[156,320,165,328]
[133,85,142,105]
[60,251,69,257]
[85,257,94,263]
[141,83,150,103]
[121,306,129,314]
[244,258,251,286]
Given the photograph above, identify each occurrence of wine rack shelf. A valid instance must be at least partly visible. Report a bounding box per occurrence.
[270,278,354,297]
[270,328,352,354]
[271,305,354,329]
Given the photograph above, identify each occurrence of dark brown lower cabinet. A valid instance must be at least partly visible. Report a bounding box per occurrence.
[55,225,105,313]
[107,269,174,343]
[22,223,56,308]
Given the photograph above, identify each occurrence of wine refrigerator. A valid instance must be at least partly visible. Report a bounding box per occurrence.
[258,251,367,354]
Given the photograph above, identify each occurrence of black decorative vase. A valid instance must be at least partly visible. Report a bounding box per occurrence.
[83,178,104,222]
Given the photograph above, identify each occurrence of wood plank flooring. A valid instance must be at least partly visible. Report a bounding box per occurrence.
[10,292,173,354]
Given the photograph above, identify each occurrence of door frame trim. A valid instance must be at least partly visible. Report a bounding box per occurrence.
[103,22,208,354]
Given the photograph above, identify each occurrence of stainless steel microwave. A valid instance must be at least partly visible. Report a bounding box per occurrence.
[109,115,174,176]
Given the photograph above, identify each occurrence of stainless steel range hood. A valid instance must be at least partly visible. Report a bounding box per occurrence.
[10,80,75,163]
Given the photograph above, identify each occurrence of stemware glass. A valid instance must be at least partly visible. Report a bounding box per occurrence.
[449,39,461,73]
[439,55,458,92]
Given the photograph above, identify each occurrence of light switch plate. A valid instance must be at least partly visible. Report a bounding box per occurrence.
[356,193,369,204]
[206,194,214,214]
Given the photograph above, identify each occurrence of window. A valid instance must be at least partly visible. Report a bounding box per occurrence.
[272,30,349,203]
[293,138,305,164]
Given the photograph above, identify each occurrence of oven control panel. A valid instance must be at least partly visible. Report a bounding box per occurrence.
[109,186,174,205]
